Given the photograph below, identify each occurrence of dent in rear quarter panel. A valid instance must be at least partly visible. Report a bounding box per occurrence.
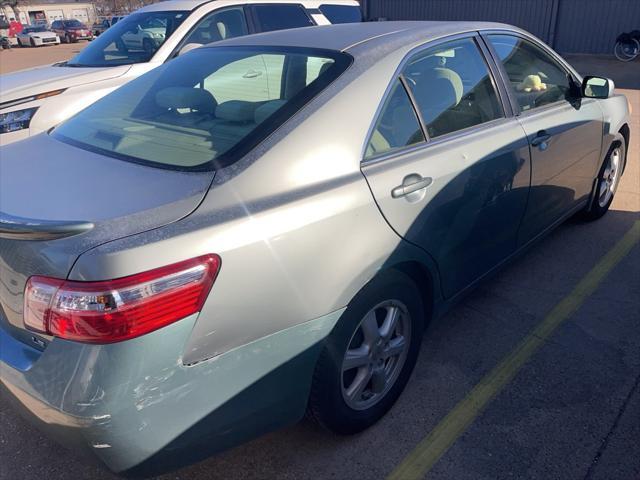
[1,310,344,474]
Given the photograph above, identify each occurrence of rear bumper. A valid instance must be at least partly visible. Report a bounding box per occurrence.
[0,309,343,474]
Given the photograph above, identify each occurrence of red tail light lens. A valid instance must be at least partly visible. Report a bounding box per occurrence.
[24,254,220,343]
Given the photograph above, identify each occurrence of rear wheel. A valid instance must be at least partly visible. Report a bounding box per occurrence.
[581,141,626,221]
[116,38,128,53]
[614,39,640,62]
[308,270,424,434]
[64,34,71,44]
[142,38,154,55]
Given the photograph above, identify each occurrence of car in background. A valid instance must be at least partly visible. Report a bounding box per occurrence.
[92,16,127,37]
[51,19,93,43]
[0,21,630,476]
[111,15,126,26]
[0,0,361,145]
[92,18,111,36]
[16,25,60,47]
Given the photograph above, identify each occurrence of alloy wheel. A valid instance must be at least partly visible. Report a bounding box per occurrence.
[598,146,622,208]
[341,300,411,411]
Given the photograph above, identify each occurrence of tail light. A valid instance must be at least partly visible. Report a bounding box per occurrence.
[24,254,220,343]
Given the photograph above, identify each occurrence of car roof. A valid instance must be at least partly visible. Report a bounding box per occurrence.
[138,0,359,13]
[204,20,520,54]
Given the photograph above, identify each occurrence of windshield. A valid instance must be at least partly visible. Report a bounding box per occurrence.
[64,20,85,28]
[25,26,48,33]
[53,46,352,171]
[67,11,188,67]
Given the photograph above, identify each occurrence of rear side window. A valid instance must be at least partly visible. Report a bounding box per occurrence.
[319,5,362,24]
[52,47,352,171]
[251,4,313,32]
[402,37,503,138]
[365,80,425,159]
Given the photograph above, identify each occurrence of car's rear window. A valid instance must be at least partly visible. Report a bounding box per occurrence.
[52,46,352,171]
[319,5,362,24]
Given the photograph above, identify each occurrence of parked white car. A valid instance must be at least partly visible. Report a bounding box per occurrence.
[0,0,361,145]
[16,25,60,47]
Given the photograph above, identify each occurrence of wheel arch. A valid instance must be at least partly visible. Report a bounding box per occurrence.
[387,260,436,326]
[619,123,630,173]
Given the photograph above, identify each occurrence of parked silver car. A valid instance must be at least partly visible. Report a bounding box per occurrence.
[0,22,630,475]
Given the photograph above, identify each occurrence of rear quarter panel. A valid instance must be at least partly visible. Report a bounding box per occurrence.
[70,52,441,365]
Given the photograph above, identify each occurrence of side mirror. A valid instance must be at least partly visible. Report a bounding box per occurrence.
[178,42,202,56]
[582,76,614,99]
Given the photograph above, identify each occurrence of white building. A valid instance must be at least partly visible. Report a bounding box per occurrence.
[1,1,98,26]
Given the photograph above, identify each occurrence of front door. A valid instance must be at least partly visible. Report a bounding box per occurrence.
[485,34,604,244]
[362,36,531,298]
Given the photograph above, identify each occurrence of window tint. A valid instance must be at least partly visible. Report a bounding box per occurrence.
[53,47,351,170]
[403,38,503,139]
[319,5,362,24]
[365,80,425,159]
[488,34,572,112]
[251,4,313,32]
[182,7,247,46]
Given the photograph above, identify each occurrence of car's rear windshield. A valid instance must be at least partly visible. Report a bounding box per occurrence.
[64,20,85,27]
[66,11,188,67]
[52,46,353,171]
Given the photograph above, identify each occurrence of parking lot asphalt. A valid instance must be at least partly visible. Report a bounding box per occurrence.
[0,48,639,480]
[0,42,89,74]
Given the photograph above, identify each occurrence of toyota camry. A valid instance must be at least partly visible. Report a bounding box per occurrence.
[0,21,630,475]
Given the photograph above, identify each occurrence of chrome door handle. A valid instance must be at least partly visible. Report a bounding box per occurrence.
[391,174,433,198]
[243,69,262,78]
[531,130,551,148]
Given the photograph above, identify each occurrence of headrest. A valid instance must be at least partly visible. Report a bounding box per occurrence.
[216,100,260,122]
[429,67,463,104]
[156,87,216,113]
[254,100,286,124]
[217,21,227,39]
[411,67,463,124]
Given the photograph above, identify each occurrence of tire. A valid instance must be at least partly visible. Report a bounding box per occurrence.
[581,140,626,221]
[614,39,639,62]
[142,38,154,55]
[308,270,424,434]
[30,37,35,47]
[64,34,71,44]
[116,39,127,53]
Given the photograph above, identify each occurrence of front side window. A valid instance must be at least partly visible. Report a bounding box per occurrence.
[182,7,247,47]
[53,47,352,170]
[319,5,362,24]
[403,37,504,139]
[487,34,572,112]
[251,4,313,32]
[365,80,425,159]
[67,11,188,67]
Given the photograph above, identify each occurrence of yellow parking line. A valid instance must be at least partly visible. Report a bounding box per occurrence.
[388,220,640,480]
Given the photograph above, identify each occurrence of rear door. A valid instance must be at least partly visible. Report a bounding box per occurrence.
[483,33,604,244]
[362,34,531,299]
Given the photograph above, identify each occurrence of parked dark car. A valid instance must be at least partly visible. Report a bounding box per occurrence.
[51,19,93,43]
[92,18,111,36]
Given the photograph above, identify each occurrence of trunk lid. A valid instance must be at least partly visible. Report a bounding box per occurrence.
[0,134,214,348]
